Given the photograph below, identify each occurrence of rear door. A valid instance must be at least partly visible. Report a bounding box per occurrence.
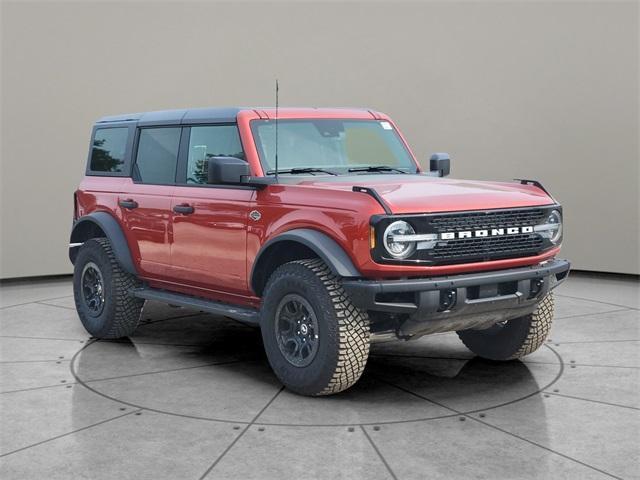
[170,124,254,299]
[118,126,181,279]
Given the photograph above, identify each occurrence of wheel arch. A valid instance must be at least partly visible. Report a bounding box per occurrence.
[250,228,361,297]
[69,212,137,275]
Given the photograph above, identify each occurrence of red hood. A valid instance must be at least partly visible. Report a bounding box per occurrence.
[293,175,555,214]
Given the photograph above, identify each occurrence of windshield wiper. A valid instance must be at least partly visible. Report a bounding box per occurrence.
[348,165,407,174]
[265,167,338,176]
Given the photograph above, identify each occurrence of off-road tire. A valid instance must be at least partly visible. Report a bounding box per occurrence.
[73,238,143,339]
[261,259,370,396]
[456,293,554,360]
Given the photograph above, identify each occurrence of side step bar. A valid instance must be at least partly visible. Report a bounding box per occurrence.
[131,288,260,326]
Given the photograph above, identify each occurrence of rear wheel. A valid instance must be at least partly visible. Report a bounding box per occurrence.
[456,293,554,360]
[73,238,143,339]
[261,259,370,396]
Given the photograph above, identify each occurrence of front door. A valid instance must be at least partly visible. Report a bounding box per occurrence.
[169,124,254,300]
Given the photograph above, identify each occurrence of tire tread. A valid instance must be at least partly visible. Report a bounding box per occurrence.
[457,293,554,360]
[265,258,370,396]
[508,293,554,359]
[74,238,143,339]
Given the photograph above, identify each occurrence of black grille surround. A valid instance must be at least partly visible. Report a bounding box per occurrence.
[372,205,560,266]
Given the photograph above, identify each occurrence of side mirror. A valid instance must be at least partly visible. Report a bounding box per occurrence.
[429,153,450,177]
[207,157,250,184]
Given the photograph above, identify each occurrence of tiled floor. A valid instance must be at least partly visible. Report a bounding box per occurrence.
[0,273,638,479]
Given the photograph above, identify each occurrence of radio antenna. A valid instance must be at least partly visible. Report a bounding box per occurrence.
[274,79,279,183]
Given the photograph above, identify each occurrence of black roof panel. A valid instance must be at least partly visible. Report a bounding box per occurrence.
[96,107,245,126]
[181,107,243,124]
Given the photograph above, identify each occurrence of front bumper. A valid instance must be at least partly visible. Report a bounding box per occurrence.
[342,258,570,337]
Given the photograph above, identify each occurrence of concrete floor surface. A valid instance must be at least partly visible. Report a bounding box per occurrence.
[0,273,638,479]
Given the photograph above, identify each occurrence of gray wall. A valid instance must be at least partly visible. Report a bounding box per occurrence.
[1,1,638,278]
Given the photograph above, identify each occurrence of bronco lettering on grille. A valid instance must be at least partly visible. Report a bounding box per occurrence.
[440,226,534,240]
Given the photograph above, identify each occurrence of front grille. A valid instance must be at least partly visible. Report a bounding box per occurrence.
[429,208,547,232]
[373,206,558,265]
[426,208,548,263]
[431,234,544,262]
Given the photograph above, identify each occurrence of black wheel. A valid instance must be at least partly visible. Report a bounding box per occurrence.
[73,238,143,339]
[261,259,370,396]
[456,293,554,360]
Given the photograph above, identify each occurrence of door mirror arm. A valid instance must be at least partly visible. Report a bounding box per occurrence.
[240,176,276,188]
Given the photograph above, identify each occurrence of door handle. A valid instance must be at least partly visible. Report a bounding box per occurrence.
[173,204,194,215]
[119,199,138,209]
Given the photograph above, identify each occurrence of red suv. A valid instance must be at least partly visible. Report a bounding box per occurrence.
[70,107,570,396]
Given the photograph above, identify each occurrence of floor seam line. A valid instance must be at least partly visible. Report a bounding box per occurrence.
[524,360,638,369]
[371,353,639,370]
[554,308,631,320]
[197,386,285,480]
[373,344,565,421]
[468,416,624,480]
[548,339,639,345]
[360,426,399,480]
[0,335,86,342]
[542,391,640,410]
[1,382,77,395]
[370,353,473,362]
[196,426,251,480]
[0,409,142,458]
[374,376,460,414]
[0,295,74,310]
[35,301,76,311]
[379,344,609,475]
[69,341,263,425]
[370,377,591,480]
[142,312,209,326]
[554,294,639,311]
[83,358,254,383]
[0,359,71,364]
[98,339,203,347]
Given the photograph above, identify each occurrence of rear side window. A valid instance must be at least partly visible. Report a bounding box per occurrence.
[134,128,181,184]
[90,128,128,172]
[186,125,245,184]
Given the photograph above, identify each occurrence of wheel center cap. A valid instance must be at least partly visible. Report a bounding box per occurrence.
[300,324,308,335]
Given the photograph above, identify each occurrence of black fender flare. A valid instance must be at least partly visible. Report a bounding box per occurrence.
[69,212,137,275]
[250,229,362,295]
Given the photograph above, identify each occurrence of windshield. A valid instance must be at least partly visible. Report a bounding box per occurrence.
[251,119,419,175]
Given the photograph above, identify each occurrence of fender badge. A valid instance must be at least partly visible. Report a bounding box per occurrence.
[249,210,262,221]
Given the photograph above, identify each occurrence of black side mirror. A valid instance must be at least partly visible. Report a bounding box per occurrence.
[429,153,450,177]
[207,157,250,184]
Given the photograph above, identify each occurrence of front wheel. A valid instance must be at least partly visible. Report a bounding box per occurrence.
[456,293,554,360]
[261,259,370,396]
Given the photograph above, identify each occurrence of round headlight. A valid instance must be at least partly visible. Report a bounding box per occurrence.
[547,210,563,244]
[534,210,563,244]
[383,221,417,259]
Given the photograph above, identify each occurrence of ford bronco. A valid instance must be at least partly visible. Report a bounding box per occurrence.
[70,107,570,396]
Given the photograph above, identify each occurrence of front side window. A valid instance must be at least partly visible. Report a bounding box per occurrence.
[251,119,418,175]
[90,128,128,172]
[134,128,181,184]
[186,125,245,184]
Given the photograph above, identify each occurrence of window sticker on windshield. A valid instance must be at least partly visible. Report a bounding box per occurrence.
[380,121,393,130]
